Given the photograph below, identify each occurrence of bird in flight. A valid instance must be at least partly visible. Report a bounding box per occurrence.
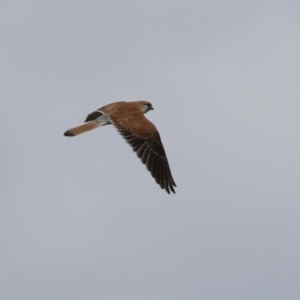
[64,101,176,194]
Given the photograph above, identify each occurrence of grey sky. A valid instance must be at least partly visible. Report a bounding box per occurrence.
[1,1,300,299]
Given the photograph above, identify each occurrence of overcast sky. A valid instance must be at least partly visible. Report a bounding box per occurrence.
[1,1,300,299]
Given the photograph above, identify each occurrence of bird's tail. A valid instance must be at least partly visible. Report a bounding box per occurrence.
[64,121,100,137]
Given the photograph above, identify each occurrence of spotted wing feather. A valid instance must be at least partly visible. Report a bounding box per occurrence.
[115,123,176,194]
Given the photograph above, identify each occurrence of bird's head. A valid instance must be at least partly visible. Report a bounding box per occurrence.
[138,100,154,114]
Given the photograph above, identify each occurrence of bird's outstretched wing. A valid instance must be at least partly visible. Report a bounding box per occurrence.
[111,114,176,194]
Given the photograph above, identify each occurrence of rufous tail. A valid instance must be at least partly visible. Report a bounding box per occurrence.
[64,121,99,137]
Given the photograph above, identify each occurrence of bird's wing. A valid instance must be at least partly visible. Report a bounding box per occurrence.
[84,109,103,122]
[84,101,127,122]
[110,113,176,194]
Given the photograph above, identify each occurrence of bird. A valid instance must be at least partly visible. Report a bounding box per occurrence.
[64,101,176,194]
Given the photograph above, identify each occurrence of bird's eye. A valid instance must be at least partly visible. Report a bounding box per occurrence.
[147,104,153,110]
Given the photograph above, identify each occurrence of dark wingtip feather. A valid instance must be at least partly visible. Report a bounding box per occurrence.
[84,111,103,122]
[169,183,176,194]
[118,126,176,194]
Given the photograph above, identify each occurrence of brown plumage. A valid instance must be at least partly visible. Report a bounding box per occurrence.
[64,101,176,194]
[64,121,99,136]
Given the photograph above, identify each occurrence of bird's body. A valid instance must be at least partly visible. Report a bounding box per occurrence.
[64,101,176,194]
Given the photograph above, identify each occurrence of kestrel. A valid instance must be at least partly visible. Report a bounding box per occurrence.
[64,101,176,194]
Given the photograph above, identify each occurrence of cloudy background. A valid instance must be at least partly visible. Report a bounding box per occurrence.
[1,1,300,299]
